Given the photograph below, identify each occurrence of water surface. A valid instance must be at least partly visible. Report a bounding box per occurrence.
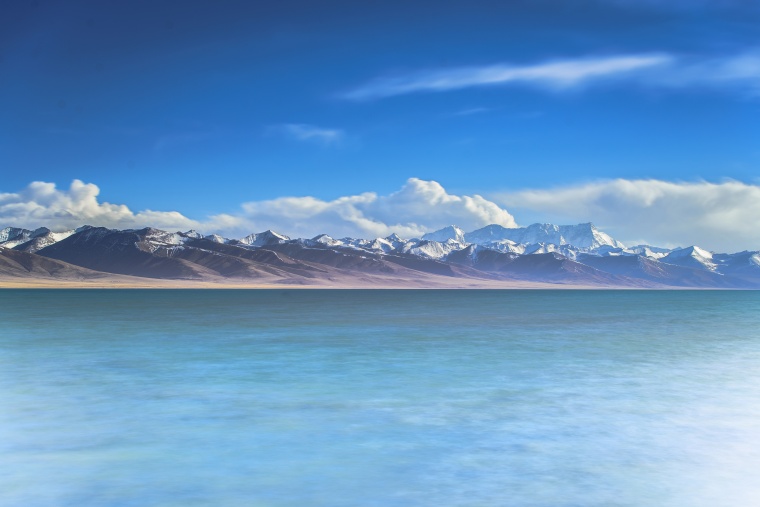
[2,290,760,507]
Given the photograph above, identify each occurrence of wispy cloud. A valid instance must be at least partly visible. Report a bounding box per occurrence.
[449,107,492,117]
[652,52,760,94]
[343,51,760,100]
[270,123,345,145]
[343,54,672,100]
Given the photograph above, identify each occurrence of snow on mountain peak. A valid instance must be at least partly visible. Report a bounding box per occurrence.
[667,245,713,260]
[142,228,186,246]
[0,227,30,243]
[311,234,343,247]
[627,245,671,259]
[239,230,291,247]
[661,245,717,271]
[463,224,513,244]
[464,222,623,250]
[422,225,466,244]
[204,234,227,243]
[182,230,203,239]
[401,239,465,260]
[0,226,76,252]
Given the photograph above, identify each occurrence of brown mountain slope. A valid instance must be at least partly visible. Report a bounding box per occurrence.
[0,247,112,280]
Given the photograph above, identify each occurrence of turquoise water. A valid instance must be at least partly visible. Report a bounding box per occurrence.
[2,290,760,507]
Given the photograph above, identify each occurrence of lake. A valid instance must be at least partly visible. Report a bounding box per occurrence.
[2,289,760,506]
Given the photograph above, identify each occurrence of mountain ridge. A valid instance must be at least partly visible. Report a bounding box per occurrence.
[1,223,758,288]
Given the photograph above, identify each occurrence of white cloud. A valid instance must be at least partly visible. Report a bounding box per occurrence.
[343,54,672,100]
[0,178,516,241]
[343,51,760,100]
[651,52,760,95]
[496,179,760,252]
[237,178,517,238]
[0,180,202,232]
[270,123,344,145]
[6,178,758,252]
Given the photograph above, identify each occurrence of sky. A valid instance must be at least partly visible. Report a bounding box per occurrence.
[1,0,759,251]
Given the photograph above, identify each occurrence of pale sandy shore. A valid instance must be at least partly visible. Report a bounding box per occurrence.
[0,275,610,290]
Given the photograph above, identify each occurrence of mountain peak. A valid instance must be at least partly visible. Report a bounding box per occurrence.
[464,222,623,250]
[204,234,227,243]
[239,230,290,247]
[422,225,466,244]
[182,230,203,239]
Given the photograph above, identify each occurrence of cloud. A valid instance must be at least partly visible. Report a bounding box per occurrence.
[449,107,492,117]
[651,52,760,94]
[343,51,760,100]
[0,180,202,232]
[269,123,344,145]
[343,54,672,100]
[6,178,758,252]
[0,178,516,241]
[238,178,517,238]
[496,179,760,252]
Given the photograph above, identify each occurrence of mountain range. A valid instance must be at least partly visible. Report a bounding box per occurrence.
[1,223,759,288]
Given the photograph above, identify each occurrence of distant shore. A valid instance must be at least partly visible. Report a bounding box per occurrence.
[0,274,611,289]
[0,276,709,290]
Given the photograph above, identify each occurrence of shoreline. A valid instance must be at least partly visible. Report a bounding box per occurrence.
[0,277,741,290]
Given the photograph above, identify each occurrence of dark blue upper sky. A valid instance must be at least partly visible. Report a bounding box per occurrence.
[2,0,759,219]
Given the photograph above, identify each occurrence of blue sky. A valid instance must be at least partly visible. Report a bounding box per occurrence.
[2,0,760,250]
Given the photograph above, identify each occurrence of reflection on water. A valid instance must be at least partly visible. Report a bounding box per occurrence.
[2,290,760,507]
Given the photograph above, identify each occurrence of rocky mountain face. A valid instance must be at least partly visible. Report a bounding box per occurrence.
[1,223,759,288]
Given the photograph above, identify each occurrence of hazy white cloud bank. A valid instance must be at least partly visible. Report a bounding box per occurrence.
[0,178,515,240]
[343,51,760,100]
[4,178,758,251]
[497,179,760,252]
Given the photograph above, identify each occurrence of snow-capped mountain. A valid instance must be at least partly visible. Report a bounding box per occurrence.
[421,225,466,244]
[464,223,624,250]
[399,239,464,260]
[2,221,759,288]
[0,226,77,252]
[237,230,290,247]
[661,246,717,272]
[204,234,227,243]
[308,234,344,247]
[624,245,670,260]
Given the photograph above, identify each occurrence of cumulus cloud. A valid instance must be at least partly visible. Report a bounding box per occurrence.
[269,123,344,145]
[496,179,760,252]
[0,178,516,241]
[238,178,517,238]
[342,51,760,100]
[0,180,203,232]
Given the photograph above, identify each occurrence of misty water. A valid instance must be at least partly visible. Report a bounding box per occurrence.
[2,289,760,507]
